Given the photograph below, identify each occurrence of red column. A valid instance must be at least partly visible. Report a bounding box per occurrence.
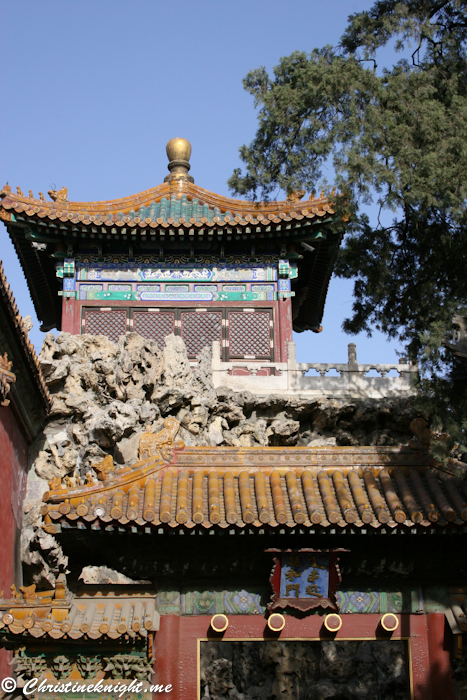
[426,613,457,700]
[153,616,181,699]
[61,297,79,334]
[277,297,293,362]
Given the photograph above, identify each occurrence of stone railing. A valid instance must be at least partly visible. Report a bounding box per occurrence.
[211,341,417,399]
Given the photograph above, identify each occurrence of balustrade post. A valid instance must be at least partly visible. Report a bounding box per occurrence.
[287,341,297,392]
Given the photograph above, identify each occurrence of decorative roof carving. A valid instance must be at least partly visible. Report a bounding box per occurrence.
[42,419,184,505]
[47,186,68,203]
[0,352,15,406]
[164,137,194,184]
[0,352,13,373]
[286,190,306,203]
[139,417,183,461]
[92,454,115,482]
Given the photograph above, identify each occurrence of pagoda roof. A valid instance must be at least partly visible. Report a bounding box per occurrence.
[41,430,467,534]
[0,140,343,332]
[0,181,334,230]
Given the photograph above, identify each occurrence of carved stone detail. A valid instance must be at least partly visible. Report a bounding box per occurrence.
[76,654,103,679]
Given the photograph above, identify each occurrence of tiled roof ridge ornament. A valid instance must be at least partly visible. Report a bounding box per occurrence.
[164,137,194,184]
[0,575,69,607]
[48,186,68,204]
[93,454,115,482]
[286,190,306,204]
[410,418,432,449]
[139,417,184,461]
[0,352,13,373]
[0,352,16,407]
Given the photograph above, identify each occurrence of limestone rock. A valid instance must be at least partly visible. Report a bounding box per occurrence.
[162,334,192,388]
[202,658,250,700]
[308,437,337,447]
[226,419,268,447]
[208,417,228,446]
[35,450,68,481]
[191,345,216,403]
[79,566,149,585]
[114,431,143,464]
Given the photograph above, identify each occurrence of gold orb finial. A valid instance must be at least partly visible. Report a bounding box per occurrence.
[164,138,193,183]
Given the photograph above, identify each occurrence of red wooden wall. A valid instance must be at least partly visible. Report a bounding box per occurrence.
[0,406,28,680]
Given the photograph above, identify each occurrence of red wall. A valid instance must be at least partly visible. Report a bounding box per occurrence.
[0,406,28,680]
[153,613,456,700]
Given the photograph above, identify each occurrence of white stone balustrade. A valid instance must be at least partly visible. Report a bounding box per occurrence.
[211,341,417,399]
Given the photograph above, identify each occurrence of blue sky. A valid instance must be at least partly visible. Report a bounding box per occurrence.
[1,0,403,365]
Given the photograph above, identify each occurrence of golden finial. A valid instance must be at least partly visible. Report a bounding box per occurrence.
[164,138,194,184]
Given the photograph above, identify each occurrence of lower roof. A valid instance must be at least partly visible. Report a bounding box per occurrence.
[42,442,467,535]
[0,588,159,642]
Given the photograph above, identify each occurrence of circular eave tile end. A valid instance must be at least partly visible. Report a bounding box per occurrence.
[267,613,286,632]
[211,614,229,633]
[381,613,399,632]
[324,614,342,632]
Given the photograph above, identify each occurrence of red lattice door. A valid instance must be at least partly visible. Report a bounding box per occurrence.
[133,311,175,349]
[84,309,128,343]
[229,311,272,358]
[181,311,222,357]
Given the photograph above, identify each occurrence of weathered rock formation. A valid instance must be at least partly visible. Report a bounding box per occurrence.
[22,331,416,585]
[35,331,415,478]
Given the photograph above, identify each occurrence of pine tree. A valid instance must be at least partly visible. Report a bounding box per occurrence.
[229,0,467,463]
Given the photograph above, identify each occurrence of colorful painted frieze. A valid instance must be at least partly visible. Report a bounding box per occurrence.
[79,290,275,302]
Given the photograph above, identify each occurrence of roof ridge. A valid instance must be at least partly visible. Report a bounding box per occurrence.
[0,181,334,227]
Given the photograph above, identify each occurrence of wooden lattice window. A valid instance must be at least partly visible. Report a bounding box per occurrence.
[81,307,275,360]
[84,309,128,343]
[133,311,175,349]
[181,311,223,357]
[229,311,271,358]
